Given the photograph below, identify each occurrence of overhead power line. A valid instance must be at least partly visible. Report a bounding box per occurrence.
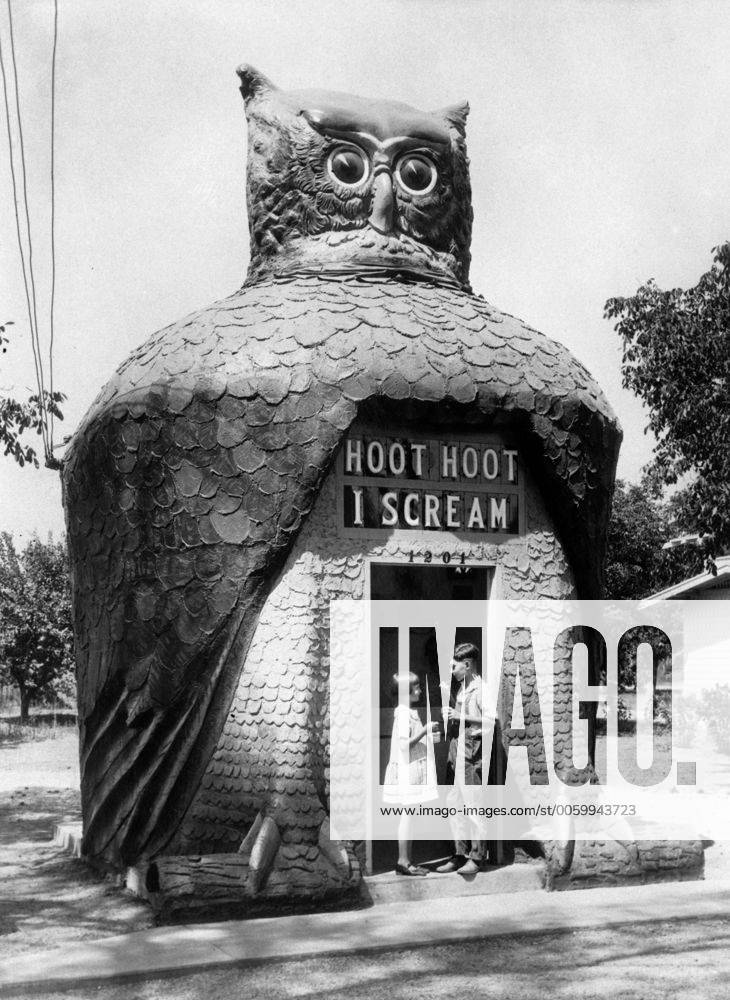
[0,0,59,464]
[49,0,57,446]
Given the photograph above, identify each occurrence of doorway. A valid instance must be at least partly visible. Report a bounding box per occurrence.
[369,562,497,874]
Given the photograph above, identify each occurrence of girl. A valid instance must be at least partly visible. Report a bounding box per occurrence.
[383,670,440,876]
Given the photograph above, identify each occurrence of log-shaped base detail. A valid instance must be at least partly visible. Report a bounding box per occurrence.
[144,845,361,916]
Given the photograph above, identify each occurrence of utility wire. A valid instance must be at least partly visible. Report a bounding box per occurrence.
[49,0,57,449]
[6,0,49,458]
[0,0,59,462]
[6,2,47,406]
[0,14,48,459]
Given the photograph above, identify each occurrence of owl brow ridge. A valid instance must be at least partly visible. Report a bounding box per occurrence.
[303,112,448,152]
[322,129,447,149]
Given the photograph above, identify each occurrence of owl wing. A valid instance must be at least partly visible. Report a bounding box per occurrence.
[63,304,356,862]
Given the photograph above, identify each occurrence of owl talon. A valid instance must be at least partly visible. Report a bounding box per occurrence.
[237,809,359,898]
[238,811,263,857]
[244,813,281,895]
[318,817,352,877]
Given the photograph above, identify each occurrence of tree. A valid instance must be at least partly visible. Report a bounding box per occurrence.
[0,533,74,721]
[605,479,707,692]
[605,243,730,550]
[605,478,705,600]
[1,321,65,468]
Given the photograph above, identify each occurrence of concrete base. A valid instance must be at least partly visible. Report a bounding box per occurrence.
[53,823,154,901]
[53,824,703,911]
[54,824,546,909]
[53,821,83,858]
[363,861,545,905]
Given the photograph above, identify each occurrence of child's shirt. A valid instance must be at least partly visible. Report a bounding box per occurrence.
[454,676,482,728]
[392,705,428,763]
[383,703,437,803]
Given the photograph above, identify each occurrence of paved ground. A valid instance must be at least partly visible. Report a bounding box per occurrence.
[2,877,730,991]
[2,918,729,1000]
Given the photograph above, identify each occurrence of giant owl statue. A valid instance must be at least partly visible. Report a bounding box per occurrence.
[63,67,703,912]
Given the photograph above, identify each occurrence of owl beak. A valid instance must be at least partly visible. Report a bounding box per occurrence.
[368,168,395,235]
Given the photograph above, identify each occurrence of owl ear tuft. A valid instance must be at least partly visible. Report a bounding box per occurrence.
[437,101,470,137]
[236,64,278,105]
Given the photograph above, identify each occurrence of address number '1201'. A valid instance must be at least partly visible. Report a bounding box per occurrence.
[408,551,468,565]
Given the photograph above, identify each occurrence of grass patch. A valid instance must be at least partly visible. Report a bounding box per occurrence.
[0,711,77,744]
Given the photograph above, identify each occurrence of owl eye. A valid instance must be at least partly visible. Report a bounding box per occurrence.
[327,146,369,187]
[395,154,438,196]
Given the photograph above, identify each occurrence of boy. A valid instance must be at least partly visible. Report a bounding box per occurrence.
[436,642,488,874]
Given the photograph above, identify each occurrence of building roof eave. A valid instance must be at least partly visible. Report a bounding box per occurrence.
[643,555,730,602]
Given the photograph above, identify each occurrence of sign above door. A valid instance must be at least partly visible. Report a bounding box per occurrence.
[338,431,524,538]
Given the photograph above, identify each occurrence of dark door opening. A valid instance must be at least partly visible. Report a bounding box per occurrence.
[370,562,498,875]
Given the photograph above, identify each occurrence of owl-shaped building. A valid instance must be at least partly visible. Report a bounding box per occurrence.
[63,67,703,911]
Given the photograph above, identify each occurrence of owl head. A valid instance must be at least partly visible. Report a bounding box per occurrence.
[237,65,472,289]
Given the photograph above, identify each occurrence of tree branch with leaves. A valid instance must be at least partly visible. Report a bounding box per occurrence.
[1,321,65,468]
[605,242,730,550]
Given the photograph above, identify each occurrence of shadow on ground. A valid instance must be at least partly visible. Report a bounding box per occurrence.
[0,787,152,958]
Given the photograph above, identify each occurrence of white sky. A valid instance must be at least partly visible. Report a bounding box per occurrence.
[1,0,729,543]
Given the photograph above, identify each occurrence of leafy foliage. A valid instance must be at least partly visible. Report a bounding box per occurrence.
[0,533,74,720]
[0,322,65,468]
[605,243,730,549]
[605,479,708,691]
[605,478,704,600]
